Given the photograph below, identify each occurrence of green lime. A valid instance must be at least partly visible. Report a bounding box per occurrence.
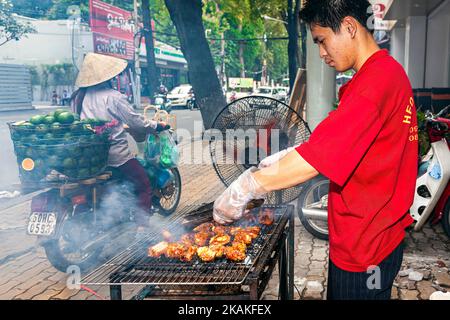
[35,124,48,134]
[90,166,101,175]
[47,155,60,167]
[15,122,34,138]
[36,145,48,157]
[56,112,75,124]
[77,168,90,179]
[51,122,62,132]
[53,145,66,157]
[24,147,34,158]
[29,115,45,125]
[62,158,76,169]
[34,158,47,174]
[43,115,55,125]
[77,157,90,168]
[53,109,66,119]
[63,132,73,141]
[70,120,83,133]
[43,133,54,144]
[65,144,81,158]
[26,134,39,145]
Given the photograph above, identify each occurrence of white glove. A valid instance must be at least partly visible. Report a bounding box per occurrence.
[258,147,295,169]
[213,167,267,225]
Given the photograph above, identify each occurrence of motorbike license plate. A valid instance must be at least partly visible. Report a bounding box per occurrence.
[27,212,57,236]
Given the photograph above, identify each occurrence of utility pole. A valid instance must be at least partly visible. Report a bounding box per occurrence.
[133,0,141,108]
[141,0,159,102]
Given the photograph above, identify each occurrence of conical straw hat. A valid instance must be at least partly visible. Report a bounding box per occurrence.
[75,52,128,88]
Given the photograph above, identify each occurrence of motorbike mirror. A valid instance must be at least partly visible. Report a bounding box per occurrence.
[436,105,450,117]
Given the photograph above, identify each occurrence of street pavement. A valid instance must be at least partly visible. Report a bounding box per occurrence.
[0,138,448,300]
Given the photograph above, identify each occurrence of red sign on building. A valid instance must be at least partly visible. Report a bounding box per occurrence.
[89,0,135,60]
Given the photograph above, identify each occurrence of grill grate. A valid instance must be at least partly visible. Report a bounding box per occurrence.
[81,205,289,286]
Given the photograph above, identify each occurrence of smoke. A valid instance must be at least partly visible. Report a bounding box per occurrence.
[0,122,21,193]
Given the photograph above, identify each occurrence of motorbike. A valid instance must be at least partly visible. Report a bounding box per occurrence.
[27,127,182,273]
[296,106,450,240]
[410,106,450,234]
[186,91,197,110]
[154,93,172,113]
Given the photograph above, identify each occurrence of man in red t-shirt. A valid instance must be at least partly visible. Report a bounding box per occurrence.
[212,0,418,300]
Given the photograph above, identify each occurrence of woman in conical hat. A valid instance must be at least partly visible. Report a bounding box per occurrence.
[71,52,169,230]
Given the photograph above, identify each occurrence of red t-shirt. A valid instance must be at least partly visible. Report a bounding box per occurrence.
[296,49,417,272]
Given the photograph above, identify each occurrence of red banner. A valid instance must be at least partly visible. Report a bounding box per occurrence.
[93,33,134,60]
[89,0,135,60]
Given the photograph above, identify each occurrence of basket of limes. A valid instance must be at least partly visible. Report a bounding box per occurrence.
[8,109,112,184]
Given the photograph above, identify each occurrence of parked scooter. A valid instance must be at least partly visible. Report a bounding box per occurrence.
[410,106,450,234]
[296,106,450,240]
[27,127,181,272]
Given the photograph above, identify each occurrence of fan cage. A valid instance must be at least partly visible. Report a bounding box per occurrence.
[209,95,311,205]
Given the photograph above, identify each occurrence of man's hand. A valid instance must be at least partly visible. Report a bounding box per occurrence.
[156,121,171,132]
[213,167,267,225]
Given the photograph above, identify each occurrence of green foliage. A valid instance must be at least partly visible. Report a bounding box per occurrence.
[202,0,290,81]
[31,63,77,86]
[9,0,53,18]
[8,0,295,85]
[0,0,36,46]
[417,111,430,156]
[28,65,41,85]
[10,0,132,23]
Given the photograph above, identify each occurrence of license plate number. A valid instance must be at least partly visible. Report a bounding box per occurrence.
[27,212,57,236]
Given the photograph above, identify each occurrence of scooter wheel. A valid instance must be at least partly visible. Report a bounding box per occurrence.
[297,175,329,240]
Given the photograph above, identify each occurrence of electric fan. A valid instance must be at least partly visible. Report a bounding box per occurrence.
[208,95,311,204]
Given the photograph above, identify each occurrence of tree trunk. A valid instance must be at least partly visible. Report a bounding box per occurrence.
[299,21,307,69]
[164,0,226,130]
[238,23,245,78]
[287,0,300,91]
[142,0,159,100]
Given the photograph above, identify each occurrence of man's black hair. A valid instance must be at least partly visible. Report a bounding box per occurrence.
[299,0,374,34]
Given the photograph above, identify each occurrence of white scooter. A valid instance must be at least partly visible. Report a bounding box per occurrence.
[297,106,450,240]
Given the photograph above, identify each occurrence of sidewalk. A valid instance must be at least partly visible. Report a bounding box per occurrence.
[0,139,448,300]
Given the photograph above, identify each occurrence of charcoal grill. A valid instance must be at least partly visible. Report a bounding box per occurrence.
[81,204,294,300]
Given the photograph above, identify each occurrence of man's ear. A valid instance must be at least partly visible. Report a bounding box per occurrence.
[342,16,357,38]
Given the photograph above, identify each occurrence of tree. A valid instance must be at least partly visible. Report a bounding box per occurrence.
[142,0,159,99]
[0,0,35,47]
[164,0,226,129]
[150,0,179,48]
[9,0,53,19]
